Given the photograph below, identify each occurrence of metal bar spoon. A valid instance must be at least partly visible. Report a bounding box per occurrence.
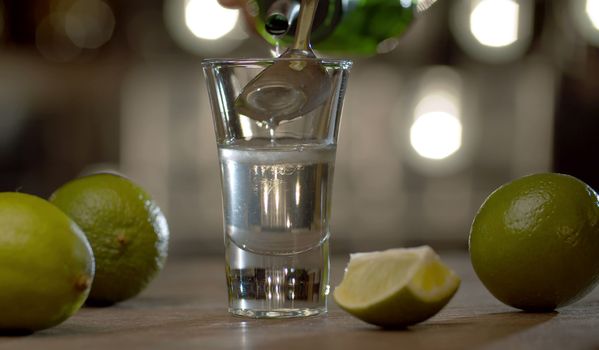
[234,0,331,125]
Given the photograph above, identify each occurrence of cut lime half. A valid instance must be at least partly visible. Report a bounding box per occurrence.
[333,246,460,328]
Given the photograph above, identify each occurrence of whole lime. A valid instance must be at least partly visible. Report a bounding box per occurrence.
[49,173,169,305]
[0,192,94,332]
[469,173,599,311]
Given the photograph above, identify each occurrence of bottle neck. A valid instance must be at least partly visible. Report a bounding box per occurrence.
[264,0,346,43]
[265,0,301,36]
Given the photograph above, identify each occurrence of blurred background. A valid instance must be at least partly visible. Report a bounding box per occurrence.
[0,0,597,256]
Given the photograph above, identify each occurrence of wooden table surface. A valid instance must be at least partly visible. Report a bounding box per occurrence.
[1,252,598,350]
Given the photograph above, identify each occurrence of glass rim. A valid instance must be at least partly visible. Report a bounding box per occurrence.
[201,57,352,69]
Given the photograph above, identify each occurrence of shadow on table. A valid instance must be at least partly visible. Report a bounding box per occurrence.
[408,310,558,344]
[255,311,558,350]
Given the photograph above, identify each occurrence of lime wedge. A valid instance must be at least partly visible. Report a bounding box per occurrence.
[333,246,460,328]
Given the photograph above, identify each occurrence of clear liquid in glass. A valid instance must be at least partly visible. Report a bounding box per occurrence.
[219,144,334,317]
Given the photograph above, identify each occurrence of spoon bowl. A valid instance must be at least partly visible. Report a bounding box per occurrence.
[234,50,331,123]
[234,0,330,124]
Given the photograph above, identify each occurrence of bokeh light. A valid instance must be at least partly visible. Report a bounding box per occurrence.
[165,0,246,55]
[184,0,239,40]
[570,0,599,46]
[410,108,462,160]
[402,66,466,167]
[450,0,532,63]
[35,0,115,61]
[36,13,82,62]
[65,0,115,49]
[587,0,599,30]
[470,0,519,47]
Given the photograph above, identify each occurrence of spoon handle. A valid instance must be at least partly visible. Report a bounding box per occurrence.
[292,0,319,51]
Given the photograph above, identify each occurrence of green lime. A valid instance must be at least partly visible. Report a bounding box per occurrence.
[49,173,169,305]
[333,246,460,328]
[469,173,599,311]
[0,192,94,332]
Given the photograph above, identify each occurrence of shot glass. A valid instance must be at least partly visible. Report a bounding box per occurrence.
[202,58,351,318]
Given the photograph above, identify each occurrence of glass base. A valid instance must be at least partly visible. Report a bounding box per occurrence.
[225,236,329,319]
[229,306,326,319]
